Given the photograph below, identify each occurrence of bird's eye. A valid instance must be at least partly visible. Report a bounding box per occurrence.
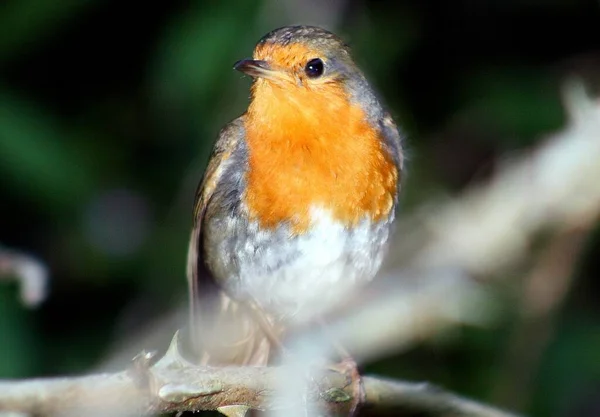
[304,58,324,78]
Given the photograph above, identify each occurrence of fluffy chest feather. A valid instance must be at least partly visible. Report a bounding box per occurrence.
[206,206,393,322]
[243,79,398,233]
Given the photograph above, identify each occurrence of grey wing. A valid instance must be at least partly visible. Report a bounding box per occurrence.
[186,117,244,358]
[185,116,272,365]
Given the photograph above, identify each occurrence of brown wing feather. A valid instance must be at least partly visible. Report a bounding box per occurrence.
[186,119,237,355]
[186,116,273,366]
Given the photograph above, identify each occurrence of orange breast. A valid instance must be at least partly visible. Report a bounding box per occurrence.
[243,79,398,233]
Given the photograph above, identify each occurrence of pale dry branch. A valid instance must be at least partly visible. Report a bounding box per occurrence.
[0,333,519,417]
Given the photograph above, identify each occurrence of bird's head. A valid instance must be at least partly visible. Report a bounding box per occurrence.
[235,25,384,125]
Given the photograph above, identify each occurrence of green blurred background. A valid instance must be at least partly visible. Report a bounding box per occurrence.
[1,0,599,416]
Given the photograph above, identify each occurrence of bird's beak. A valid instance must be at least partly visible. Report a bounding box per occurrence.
[233,59,286,81]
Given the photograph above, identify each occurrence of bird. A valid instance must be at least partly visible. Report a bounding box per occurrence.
[185,25,403,377]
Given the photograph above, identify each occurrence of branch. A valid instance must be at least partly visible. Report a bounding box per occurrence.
[0,334,519,417]
[363,377,519,417]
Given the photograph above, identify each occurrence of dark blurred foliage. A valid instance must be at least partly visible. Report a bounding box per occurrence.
[1,1,599,416]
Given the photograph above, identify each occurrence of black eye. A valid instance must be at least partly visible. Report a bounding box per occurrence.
[304,58,324,78]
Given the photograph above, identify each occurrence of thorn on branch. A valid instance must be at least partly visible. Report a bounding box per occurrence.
[129,350,158,390]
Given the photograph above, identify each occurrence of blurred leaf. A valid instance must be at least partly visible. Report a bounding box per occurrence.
[151,0,261,111]
[0,0,96,61]
[0,286,38,377]
[462,69,565,144]
[349,5,419,80]
[532,315,600,416]
[0,91,100,211]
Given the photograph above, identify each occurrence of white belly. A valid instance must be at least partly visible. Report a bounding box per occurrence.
[209,206,393,323]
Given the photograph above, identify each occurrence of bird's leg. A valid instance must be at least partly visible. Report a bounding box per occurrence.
[318,319,365,416]
[327,357,364,416]
[246,300,285,352]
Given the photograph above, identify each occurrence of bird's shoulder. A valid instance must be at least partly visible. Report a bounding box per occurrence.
[379,111,404,188]
[193,116,246,222]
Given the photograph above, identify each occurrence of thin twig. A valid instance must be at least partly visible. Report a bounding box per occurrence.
[0,245,48,308]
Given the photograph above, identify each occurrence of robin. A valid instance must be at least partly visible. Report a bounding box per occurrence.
[186,24,403,384]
